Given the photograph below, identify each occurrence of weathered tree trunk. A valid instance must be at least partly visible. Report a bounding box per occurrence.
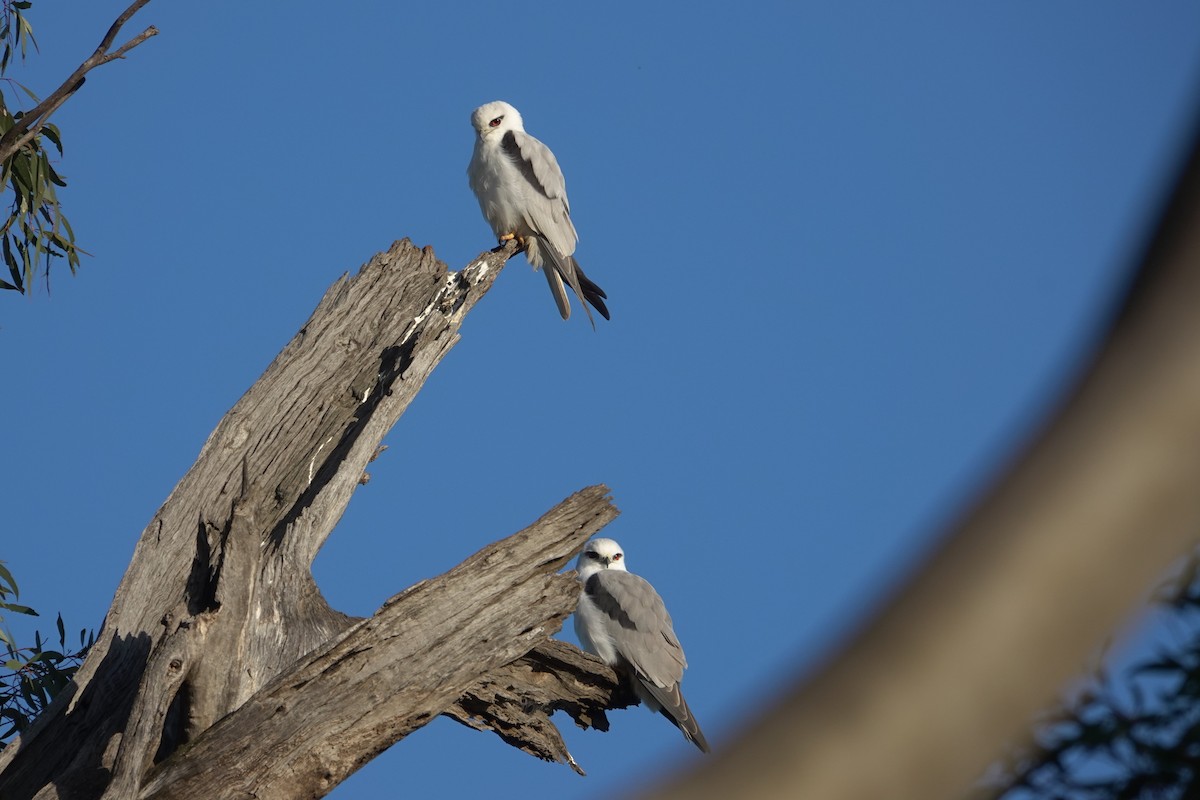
[0,240,631,800]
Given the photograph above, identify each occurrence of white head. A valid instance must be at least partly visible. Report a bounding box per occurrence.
[470,100,525,141]
[576,537,628,580]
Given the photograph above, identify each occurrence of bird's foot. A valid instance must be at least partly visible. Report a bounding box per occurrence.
[494,232,527,254]
[497,233,528,252]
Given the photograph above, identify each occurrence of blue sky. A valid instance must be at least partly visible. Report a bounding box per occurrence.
[4,2,1200,798]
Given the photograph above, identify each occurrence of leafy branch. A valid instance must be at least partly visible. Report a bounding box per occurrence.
[0,0,156,294]
[0,0,157,165]
[0,561,93,749]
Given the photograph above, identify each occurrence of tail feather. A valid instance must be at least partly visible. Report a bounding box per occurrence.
[539,256,572,320]
[573,259,610,321]
[637,676,710,753]
[529,235,608,327]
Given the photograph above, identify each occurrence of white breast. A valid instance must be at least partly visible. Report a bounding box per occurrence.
[468,139,527,238]
[574,589,621,666]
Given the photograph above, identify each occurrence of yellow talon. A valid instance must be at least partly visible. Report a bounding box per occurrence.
[498,232,517,242]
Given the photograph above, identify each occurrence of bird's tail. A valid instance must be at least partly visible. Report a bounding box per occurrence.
[573,258,610,322]
[538,249,573,321]
[638,678,711,754]
[531,235,609,328]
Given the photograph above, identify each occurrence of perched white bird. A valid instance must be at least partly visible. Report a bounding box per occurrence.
[467,100,609,326]
[574,538,709,752]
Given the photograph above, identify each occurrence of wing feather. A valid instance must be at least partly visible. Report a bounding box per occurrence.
[501,129,568,204]
[501,129,578,257]
[586,571,687,686]
[585,570,709,752]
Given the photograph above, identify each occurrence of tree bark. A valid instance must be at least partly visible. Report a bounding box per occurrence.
[0,239,630,800]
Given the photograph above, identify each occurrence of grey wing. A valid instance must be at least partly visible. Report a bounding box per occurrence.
[587,571,687,687]
[501,129,578,256]
[587,571,709,752]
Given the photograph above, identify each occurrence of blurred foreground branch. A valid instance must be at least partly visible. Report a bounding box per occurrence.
[644,117,1200,800]
[979,549,1200,799]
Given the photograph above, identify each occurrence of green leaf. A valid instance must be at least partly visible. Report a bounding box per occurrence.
[10,152,33,193]
[17,14,36,59]
[45,161,66,188]
[0,604,35,617]
[40,123,62,156]
[10,78,38,103]
[3,233,23,292]
[0,563,17,597]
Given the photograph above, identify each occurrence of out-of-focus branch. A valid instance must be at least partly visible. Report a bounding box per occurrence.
[643,115,1200,800]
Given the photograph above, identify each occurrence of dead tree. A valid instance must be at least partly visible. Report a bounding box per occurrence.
[0,240,635,800]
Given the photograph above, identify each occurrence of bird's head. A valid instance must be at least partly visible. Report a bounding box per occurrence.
[576,537,628,579]
[471,100,524,140]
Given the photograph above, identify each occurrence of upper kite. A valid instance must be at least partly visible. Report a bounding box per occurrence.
[467,100,609,326]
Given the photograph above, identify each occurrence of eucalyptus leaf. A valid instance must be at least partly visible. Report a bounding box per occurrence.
[0,603,35,616]
[0,562,17,596]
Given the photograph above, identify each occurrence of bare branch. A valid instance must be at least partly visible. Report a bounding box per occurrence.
[0,238,533,799]
[136,487,619,800]
[92,0,156,57]
[445,640,638,775]
[94,25,158,67]
[0,0,158,163]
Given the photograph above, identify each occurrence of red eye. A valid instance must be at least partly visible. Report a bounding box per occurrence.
[612,553,622,561]
[489,116,503,128]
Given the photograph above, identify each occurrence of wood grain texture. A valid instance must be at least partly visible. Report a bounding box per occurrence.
[445,639,638,776]
[0,240,627,800]
[137,487,618,800]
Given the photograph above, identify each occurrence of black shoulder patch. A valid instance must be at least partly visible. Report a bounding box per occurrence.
[585,573,638,631]
[501,130,553,200]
